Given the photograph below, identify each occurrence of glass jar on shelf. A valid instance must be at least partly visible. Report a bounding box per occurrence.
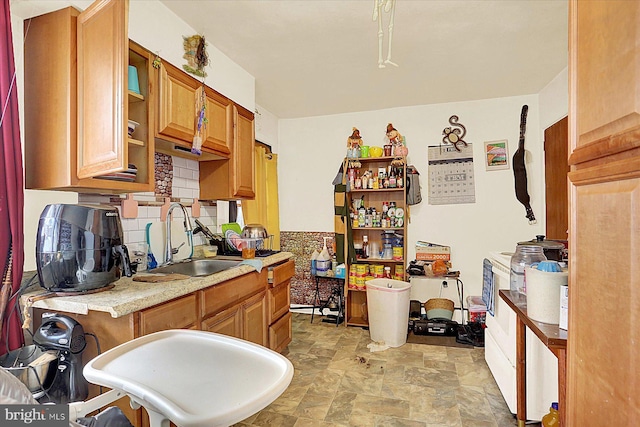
[510,244,546,294]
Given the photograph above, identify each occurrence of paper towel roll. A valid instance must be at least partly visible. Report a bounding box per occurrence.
[525,266,568,324]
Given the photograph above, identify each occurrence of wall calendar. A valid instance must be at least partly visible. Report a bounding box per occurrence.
[428,144,476,205]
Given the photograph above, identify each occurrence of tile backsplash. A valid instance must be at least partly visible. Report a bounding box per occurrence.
[78,155,216,247]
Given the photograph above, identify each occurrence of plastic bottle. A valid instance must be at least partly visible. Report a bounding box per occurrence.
[510,244,546,294]
[316,237,331,276]
[310,249,319,276]
[541,402,559,427]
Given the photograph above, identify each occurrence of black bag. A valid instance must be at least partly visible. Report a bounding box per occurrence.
[456,322,485,347]
[406,165,422,205]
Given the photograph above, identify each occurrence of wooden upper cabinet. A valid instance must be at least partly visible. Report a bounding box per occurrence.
[157,61,199,144]
[203,87,233,156]
[156,61,233,159]
[569,1,640,164]
[23,0,154,193]
[233,105,256,198]
[199,105,255,200]
[77,0,128,179]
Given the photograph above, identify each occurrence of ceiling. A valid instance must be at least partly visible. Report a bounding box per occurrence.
[160,0,568,119]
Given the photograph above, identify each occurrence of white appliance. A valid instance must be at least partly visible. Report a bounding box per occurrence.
[484,251,558,421]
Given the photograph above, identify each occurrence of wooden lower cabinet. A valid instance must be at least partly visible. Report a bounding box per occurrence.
[267,260,294,351]
[268,280,290,324]
[202,304,242,338]
[269,311,292,354]
[242,292,268,347]
[30,259,292,427]
[202,291,267,347]
[139,293,199,335]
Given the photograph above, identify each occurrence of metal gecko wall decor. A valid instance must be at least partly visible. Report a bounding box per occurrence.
[442,115,468,151]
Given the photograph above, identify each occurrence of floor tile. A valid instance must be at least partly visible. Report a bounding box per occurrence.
[237,313,517,426]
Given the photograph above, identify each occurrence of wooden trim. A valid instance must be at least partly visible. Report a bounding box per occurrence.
[516,316,526,426]
[569,123,640,166]
[569,154,640,186]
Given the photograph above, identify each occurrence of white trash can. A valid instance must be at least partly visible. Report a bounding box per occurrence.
[366,278,412,347]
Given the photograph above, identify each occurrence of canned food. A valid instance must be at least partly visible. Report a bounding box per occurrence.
[373,264,384,277]
[392,246,403,260]
[349,274,357,289]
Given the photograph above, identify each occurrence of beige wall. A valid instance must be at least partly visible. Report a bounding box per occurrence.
[277,69,568,296]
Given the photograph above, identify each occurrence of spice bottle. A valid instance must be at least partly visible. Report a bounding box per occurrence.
[384,266,392,278]
[362,235,370,259]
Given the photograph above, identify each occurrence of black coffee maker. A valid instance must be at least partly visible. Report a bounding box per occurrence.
[36,204,132,292]
[33,313,89,404]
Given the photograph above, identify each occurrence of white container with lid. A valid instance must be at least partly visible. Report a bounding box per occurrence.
[525,262,568,324]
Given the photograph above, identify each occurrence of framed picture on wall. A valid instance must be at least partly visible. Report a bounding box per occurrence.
[484,140,509,171]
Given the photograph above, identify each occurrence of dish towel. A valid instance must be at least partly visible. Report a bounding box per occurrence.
[238,259,263,273]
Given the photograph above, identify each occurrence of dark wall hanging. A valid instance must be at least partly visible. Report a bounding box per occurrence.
[512,105,537,224]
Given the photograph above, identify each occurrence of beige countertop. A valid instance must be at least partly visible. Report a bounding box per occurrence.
[21,252,293,318]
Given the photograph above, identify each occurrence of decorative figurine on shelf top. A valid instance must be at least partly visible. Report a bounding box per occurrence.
[386,123,402,145]
[347,127,364,149]
[346,127,363,168]
[385,123,408,165]
[183,34,209,77]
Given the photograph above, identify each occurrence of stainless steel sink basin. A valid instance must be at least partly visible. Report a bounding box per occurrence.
[149,258,242,277]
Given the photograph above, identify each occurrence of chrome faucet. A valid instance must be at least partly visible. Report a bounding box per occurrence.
[164,203,193,265]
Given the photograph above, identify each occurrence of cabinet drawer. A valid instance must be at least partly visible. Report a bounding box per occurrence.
[139,294,198,335]
[201,272,264,317]
[268,259,295,287]
[269,312,292,353]
[268,281,290,325]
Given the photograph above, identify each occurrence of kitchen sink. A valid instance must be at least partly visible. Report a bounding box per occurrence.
[148,258,242,277]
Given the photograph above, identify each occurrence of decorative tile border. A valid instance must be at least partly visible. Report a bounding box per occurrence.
[280,231,336,305]
[155,152,173,197]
